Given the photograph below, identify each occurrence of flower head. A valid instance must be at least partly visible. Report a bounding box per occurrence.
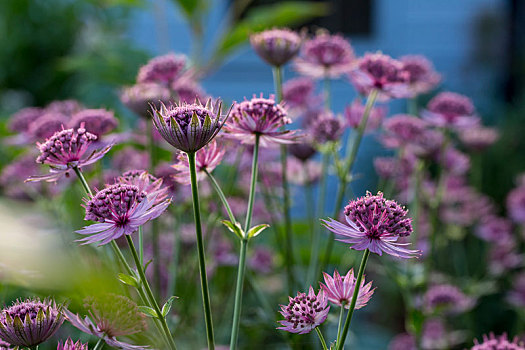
[117,170,169,204]
[248,246,274,274]
[76,183,170,245]
[309,111,344,144]
[26,125,113,182]
[507,186,525,223]
[28,112,69,140]
[65,294,148,350]
[70,109,118,137]
[348,52,411,100]
[278,287,330,334]
[137,53,186,84]
[344,99,386,132]
[471,333,525,350]
[289,141,317,161]
[283,77,320,111]
[152,98,228,153]
[57,338,89,350]
[381,114,429,149]
[250,28,301,67]
[294,31,355,79]
[400,55,441,95]
[8,107,45,133]
[172,140,224,185]
[171,78,207,103]
[423,284,474,314]
[46,99,84,115]
[475,216,513,242]
[120,83,171,118]
[0,298,65,347]
[320,269,374,309]
[459,127,499,151]
[322,191,419,258]
[224,94,298,147]
[423,92,479,129]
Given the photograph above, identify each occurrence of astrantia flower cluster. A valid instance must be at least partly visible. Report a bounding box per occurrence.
[250,28,301,67]
[57,338,89,350]
[309,111,344,144]
[322,192,419,258]
[400,54,441,95]
[278,287,329,334]
[344,99,386,132]
[137,53,187,85]
[423,91,479,129]
[423,284,474,314]
[69,108,118,137]
[471,333,525,350]
[321,269,374,309]
[120,83,171,119]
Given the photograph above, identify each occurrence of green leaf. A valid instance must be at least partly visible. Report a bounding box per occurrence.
[247,224,270,239]
[214,1,330,60]
[118,273,139,287]
[222,220,244,240]
[138,306,159,318]
[169,0,205,19]
[143,259,153,273]
[161,296,179,317]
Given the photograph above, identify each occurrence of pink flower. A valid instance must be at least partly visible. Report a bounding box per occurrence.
[172,140,225,184]
[28,112,69,141]
[507,186,525,223]
[309,111,344,144]
[7,107,44,133]
[283,77,322,112]
[171,78,207,103]
[344,99,386,132]
[322,191,420,258]
[400,55,441,95]
[57,339,88,350]
[381,114,429,149]
[459,127,499,151]
[117,169,170,204]
[278,287,330,334]
[69,108,118,137]
[422,92,479,129]
[423,284,475,314]
[250,28,302,67]
[137,53,186,85]
[471,333,525,350]
[320,269,374,309]
[120,83,171,119]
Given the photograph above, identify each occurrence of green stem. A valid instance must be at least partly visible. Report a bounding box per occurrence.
[188,151,215,350]
[323,74,331,110]
[336,305,345,345]
[73,166,93,197]
[126,235,177,350]
[93,338,104,350]
[205,169,237,224]
[337,249,370,350]
[315,327,329,350]
[304,161,316,261]
[138,226,144,266]
[230,134,260,350]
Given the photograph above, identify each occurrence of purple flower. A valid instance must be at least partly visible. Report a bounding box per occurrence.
[171,78,207,103]
[320,269,374,309]
[224,94,298,147]
[475,216,513,242]
[0,339,14,350]
[172,140,224,184]
[250,28,302,67]
[1,154,53,200]
[309,111,344,144]
[69,109,118,137]
[112,147,150,172]
[26,125,113,183]
[76,183,170,245]
[400,55,441,95]
[278,287,330,334]
[288,158,322,186]
[348,52,411,100]
[57,338,88,350]
[46,99,84,115]
[294,31,355,79]
[28,112,69,141]
[440,147,470,175]
[322,191,420,258]
[507,186,525,223]
[422,92,479,129]
[120,83,171,118]
[507,273,525,307]
[459,127,499,152]
[289,141,317,161]
[489,239,522,275]
[381,114,428,149]
[117,169,170,204]
[283,77,321,111]
[152,98,228,153]
[344,99,386,132]
[248,246,274,274]
[65,294,148,350]
[423,284,474,314]
[471,333,524,350]
[388,333,416,350]
[137,53,186,85]
[0,298,65,348]
[8,107,44,133]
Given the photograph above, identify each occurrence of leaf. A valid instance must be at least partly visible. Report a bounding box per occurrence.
[214,1,330,60]
[161,296,179,317]
[143,259,153,273]
[247,224,270,239]
[222,220,244,240]
[169,0,205,19]
[118,273,139,287]
[138,306,159,318]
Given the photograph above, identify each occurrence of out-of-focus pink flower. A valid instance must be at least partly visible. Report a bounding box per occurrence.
[400,55,441,95]
[489,239,522,275]
[248,246,274,274]
[459,126,499,151]
[137,53,186,85]
[423,284,474,314]
[507,273,525,307]
[507,186,525,223]
[69,109,118,137]
[120,83,171,119]
[112,147,150,173]
[344,99,386,132]
[45,99,83,115]
[172,78,207,104]
[250,28,302,67]
[440,147,470,175]
[381,114,428,149]
[320,269,374,309]
[388,333,416,350]
[28,112,69,141]
[288,158,322,186]
[422,92,479,129]
[289,141,317,161]
[7,107,44,133]
[309,111,344,144]
[278,287,330,334]
[283,77,322,112]
[172,140,224,185]
[475,216,513,242]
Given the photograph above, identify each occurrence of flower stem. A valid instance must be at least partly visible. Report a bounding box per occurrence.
[73,166,93,197]
[337,249,370,350]
[187,151,215,350]
[323,74,331,110]
[322,89,378,272]
[126,234,178,350]
[315,327,329,350]
[336,305,345,345]
[229,134,260,349]
[204,169,237,224]
[93,338,104,350]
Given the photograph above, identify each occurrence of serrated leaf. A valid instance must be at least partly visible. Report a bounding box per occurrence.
[247,224,270,239]
[138,306,159,318]
[222,220,244,240]
[161,296,179,317]
[118,273,139,287]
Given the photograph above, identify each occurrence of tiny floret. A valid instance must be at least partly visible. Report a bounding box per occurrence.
[278,287,329,334]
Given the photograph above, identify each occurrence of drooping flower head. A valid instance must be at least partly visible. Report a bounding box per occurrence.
[65,294,148,350]
[348,52,411,100]
[57,338,89,350]
[26,125,113,182]
[471,333,525,350]
[423,92,479,129]
[344,99,386,132]
[70,109,118,137]
[400,55,441,95]
[459,127,499,151]
[278,287,330,334]
[152,98,228,153]
[320,269,375,309]
[0,298,65,348]
[250,28,302,67]
[309,111,344,144]
[294,31,355,79]
[137,53,187,85]
[224,94,298,147]
[423,284,474,314]
[117,170,169,204]
[172,140,224,185]
[322,191,420,258]
[76,183,170,245]
[120,83,171,118]
[381,114,429,149]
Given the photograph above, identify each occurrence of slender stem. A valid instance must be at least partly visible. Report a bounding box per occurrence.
[337,249,370,350]
[138,226,144,266]
[315,327,329,350]
[93,338,104,350]
[230,134,260,350]
[304,161,316,261]
[188,151,215,350]
[336,305,345,345]
[272,66,283,101]
[73,167,93,197]
[205,169,237,224]
[126,235,178,350]
[323,74,331,110]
